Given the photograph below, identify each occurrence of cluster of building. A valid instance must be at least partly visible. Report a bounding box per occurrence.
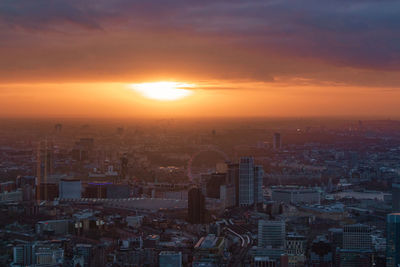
[0,120,400,266]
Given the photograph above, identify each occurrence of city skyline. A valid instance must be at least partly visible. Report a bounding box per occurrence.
[1,1,400,266]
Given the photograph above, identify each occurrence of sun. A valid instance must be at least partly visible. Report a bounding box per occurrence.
[130,81,195,101]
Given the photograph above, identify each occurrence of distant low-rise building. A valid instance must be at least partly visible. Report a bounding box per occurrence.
[36,219,70,236]
[193,234,225,265]
[59,179,81,199]
[126,215,144,228]
[271,186,320,205]
[13,242,64,267]
[253,256,277,267]
[258,220,286,249]
[0,189,22,203]
[159,251,182,267]
[309,235,332,266]
[285,234,306,266]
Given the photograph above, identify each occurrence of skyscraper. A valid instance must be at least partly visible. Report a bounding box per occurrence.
[258,220,286,248]
[239,157,264,206]
[239,157,255,206]
[120,155,128,182]
[227,163,239,206]
[205,173,227,199]
[188,187,206,224]
[273,133,281,150]
[387,213,400,267]
[392,183,400,212]
[254,165,264,205]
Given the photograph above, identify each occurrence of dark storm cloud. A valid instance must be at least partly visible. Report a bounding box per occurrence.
[1,0,400,84]
[0,0,107,31]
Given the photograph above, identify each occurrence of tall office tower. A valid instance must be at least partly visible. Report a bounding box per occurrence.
[159,251,182,267]
[120,155,128,182]
[239,157,255,206]
[392,184,400,212]
[227,163,239,206]
[342,224,372,250]
[273,133,281,150]
[238,157,264,206]
[258,220,286,248]
[254,165,264,205]
[188,187,206,224]
[387,213,400,267]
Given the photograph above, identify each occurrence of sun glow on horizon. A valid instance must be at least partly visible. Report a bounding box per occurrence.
[130,81,195,101]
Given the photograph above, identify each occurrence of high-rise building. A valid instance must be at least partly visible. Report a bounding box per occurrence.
[227,163,239,206]
[220,184,236,208]
[387,213,400,267]
[120,155,128,181]
[188,187,206,224]
[239,157,255,206]
[273,133,281,150]
[258,220,286,249]
[159,251,182,267]
[239,157,264,206]
[254,165,264,205]
[392,183,400,212]
[342,224,372,250]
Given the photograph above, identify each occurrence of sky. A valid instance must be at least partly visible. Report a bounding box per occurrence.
[1,0,400,118]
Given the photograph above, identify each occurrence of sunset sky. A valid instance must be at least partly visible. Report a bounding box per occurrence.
[1,0,400,118]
